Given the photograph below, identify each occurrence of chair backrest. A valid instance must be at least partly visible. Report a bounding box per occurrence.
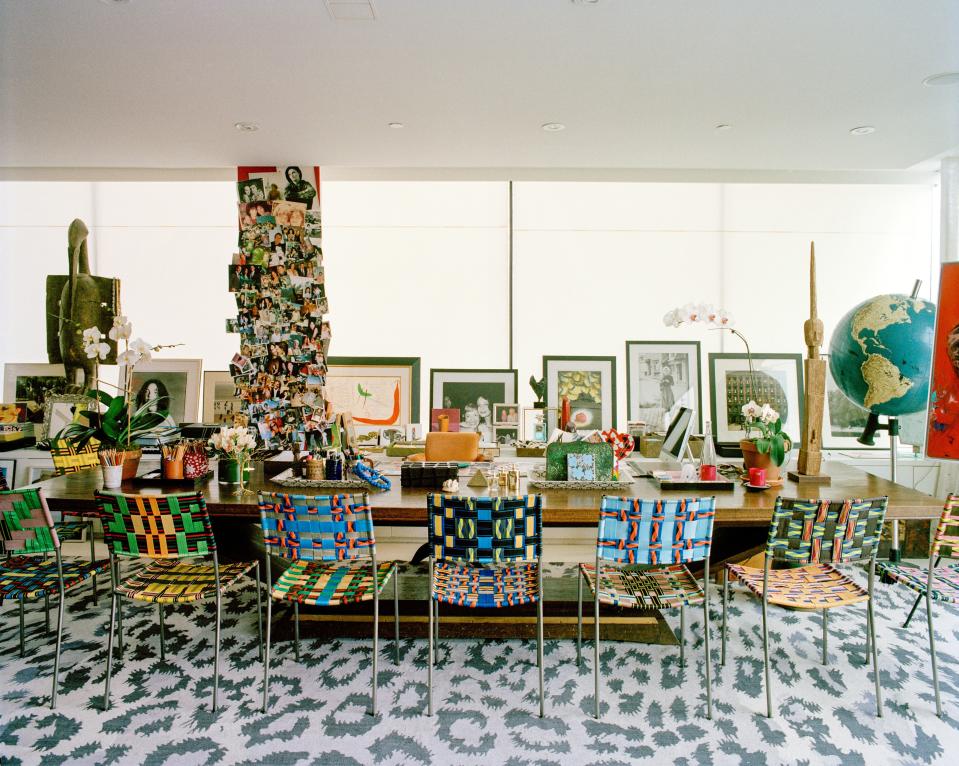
[428,494,542,564]
[258,492,375,561]
[931,494,959,560]
[94,491,216,559]
[765,496,888,565]
[597,496,716,565]
[424,432,481,462]
[50,437,101,476]
[0,488,58,555]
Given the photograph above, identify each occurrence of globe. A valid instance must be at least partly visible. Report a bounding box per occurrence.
[829,293,936,416]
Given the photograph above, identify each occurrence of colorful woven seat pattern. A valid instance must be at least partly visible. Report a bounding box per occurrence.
[765,497,887,565]
[1,488,59,555]
[271,559,394,606]
[727,562,868,609]
[579,562,705,609]
[433,560,539,608]
[50,438,101,475]
[0,556,109,602]
[876,561,959,604]
[428,494,542,564]
[259,492,376,561]
[596,497,715,566]
[95,491,218,559]
[114,559,256,603]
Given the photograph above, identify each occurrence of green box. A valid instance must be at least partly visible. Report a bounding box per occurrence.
[545,441,613,481]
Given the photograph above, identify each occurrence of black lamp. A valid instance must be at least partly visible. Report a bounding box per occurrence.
[857,412,900,446]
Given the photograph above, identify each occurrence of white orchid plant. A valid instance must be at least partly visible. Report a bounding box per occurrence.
[209,426,257,460]
[741,400,790,466]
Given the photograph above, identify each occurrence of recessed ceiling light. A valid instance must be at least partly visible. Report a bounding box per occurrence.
[99,0,131,4]
[541,122,566,132]
[388,122,404,129]
[715,124,732,132]
[849,125,875,135]
[234,121,259,133]
[923,72,959,86]
[571,0,601,5]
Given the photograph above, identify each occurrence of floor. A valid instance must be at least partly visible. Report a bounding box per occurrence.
[0,563,956,766]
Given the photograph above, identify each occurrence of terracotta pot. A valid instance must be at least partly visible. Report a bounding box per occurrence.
[739,439,787,483]
[119,447,142,480]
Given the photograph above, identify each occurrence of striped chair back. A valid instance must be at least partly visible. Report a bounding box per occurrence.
[931,494,959,559]
[258,492,375,562]
[597,496,716,565]
[428,494,542,564]
[0,488,58,555]
[766,496,888,565]
[94,491,216,559]
[50,438,101,476]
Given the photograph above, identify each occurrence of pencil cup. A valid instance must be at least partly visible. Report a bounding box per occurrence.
[162,458,184,480]
[102,464,123,489]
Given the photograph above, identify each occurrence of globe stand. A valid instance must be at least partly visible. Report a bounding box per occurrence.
[859,413,902,563]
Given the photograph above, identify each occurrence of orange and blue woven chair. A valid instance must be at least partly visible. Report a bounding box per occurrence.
[0,488,110,708]
[426,494,544,717]
[258,492,399,716]
[877,494,959,717]
[721,496,888,718]
[94,490,263,711]
[578,496,717,720]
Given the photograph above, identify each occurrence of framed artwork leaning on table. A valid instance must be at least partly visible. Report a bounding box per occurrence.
[325,357,421,437]
[626,340,702,433]
[430,369,518,444]
[543,356,616,433]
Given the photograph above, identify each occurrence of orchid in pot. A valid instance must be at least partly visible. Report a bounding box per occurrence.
[209,426,257,493]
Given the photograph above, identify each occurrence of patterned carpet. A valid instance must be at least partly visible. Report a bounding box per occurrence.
[0,564,956,766]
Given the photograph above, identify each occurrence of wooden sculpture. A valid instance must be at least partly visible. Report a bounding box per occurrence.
[789,241,830,484]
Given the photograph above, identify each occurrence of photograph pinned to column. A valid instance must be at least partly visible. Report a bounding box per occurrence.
[708,353,803,448]
[543,356,617,432]
[626,341,702,433]
[430,369,518,444]
[927,261,959,459]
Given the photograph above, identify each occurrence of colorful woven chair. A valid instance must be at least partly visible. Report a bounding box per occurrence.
[577,496,717,720]
[258,492,399,716]
[94,491,263,711]
[721,496,888,718]
[426,494,544,717]
[0,488,110,708]
[877,494,959,717]
[49,438,100,595]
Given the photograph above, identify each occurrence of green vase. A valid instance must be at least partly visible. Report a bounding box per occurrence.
[218,458,242,484]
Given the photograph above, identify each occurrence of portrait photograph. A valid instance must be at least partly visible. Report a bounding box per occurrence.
[237,178,265,203]
[626,341,702,432]
[124,358,202,424]
[430,369,518,444]
[493,403,519,426]
[237,166,320,210]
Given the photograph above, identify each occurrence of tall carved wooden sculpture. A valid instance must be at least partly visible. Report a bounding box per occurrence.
[790,241,830,484]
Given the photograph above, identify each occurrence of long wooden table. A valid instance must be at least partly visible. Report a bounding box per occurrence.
[36,459,944,527]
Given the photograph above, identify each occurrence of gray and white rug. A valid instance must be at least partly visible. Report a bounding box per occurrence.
[1,565,957,766]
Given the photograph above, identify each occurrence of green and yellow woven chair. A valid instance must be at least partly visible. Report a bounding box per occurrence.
[94,491,263,712]
[0,488,110,708]
[578,496,717,720]
[721,496,889,718]
[258,492,399,716]
[426,493,544,718]
[877,494,959,717]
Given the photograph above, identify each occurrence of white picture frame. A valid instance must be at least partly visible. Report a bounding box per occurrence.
[122,358,203,424]
[202,370,244,425]
[430,368,518,445]
[543,356,617,432]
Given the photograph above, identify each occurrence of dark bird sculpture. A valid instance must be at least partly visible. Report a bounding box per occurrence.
[529,375,546,405]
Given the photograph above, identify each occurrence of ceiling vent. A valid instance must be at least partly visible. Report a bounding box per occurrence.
[325,1,376,20]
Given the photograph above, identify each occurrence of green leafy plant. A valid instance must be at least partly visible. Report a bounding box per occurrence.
[741,401,792,466]
[60,389,169,450]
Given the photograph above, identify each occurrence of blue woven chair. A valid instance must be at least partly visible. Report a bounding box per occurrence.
[258,492,399,716]
[0,488,110,708]
[578,496,716,719]
[426,493,544,717]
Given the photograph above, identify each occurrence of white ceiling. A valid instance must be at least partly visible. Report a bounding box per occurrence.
[1,0,958,171]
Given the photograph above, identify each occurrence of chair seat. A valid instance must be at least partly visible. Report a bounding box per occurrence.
[115,559,256,603]
[580,562,704,609]
[727,562,868,609]
[876,561,959,604]
[0,556,110,602]
[271,559,396,606]
[55,519,92,542]
[432,560,540,608]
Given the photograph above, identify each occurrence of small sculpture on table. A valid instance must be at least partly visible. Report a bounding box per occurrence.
[529,375,546,408]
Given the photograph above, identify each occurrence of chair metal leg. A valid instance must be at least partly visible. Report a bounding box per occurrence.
[435,600,439,648]
[212,594,222,712]
[393,566,400,665]
[158,604,166,662]
[254,562,263,662]
[19,599,25,657]
[427,559,434,716]
[44,593,50,634]
[679,605,686,669]
[821,609,828,666]
[51,583,66,709]
[372,577,380,717]
[89,526,98,607]
[902,593,922,629]
[926,593,942,717]
[703,567,712,721]
[762,594,772,718]
[721,567,729,667]
[593,586,601,719]
[103,592,118,711]
[869,598,883,717]
[537,564,544,718]
[262,592,272,713]
[576,568,583,667]
[293,601,300,662]
[116,598,124,655]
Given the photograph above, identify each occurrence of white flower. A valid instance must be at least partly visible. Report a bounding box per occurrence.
[662,309,681,327]
[741,400,762,421]
[129,338,153,362]
[713,309,734,327]
[117,349,141,366]
[82,326,103,343]
[209,426,256,456]
[109,318,132,341]
[84,341,110,360]
[760,404,780,425]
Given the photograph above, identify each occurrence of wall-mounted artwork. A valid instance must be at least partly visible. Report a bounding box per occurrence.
[325,357,420,428]
[430,369,518,443]
[626,341,702,432]
[543,356,617,432]
[927,261,959,460]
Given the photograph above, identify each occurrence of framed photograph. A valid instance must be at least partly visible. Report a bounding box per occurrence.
[494,426,519,447]
[325,357,421,429]
[202,371,244,425]
[3,363,68,425]
[823,356,888,450]
[430,369,518,444]
[238,166,320,211]
[430,408,460,432]
[123,359,203,424]
[41,394,90,442]
[928,261,959,460]
[543,356,617,432]
[626,341,702,432]
[493,403,519,426]
[708,353,804,447]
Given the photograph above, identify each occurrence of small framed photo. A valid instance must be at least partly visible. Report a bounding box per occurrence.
[2,363,68,425]
[626,341,702,432]
[122,358,203,424]
[202,371,244,425]
[430,408,460,432]
[494,426,519,447]
[708,353,804,448]
[41,394,90,442]
[493,403,519,426]
[543,356,617,432]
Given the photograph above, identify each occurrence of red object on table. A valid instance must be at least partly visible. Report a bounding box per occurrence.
[559,396,571,430]
[748,467,767,487]
[699,464,717,481]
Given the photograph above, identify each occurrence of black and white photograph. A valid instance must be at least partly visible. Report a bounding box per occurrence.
[2,363,68,424]
[430,369,518,444]
[124,358,202,424]
[626,341,702,431]
[237,178,265,203]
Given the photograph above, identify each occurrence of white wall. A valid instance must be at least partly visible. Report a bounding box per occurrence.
[0,178,936,432]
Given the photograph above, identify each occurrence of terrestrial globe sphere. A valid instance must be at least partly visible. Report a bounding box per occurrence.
[828,293,935,416]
